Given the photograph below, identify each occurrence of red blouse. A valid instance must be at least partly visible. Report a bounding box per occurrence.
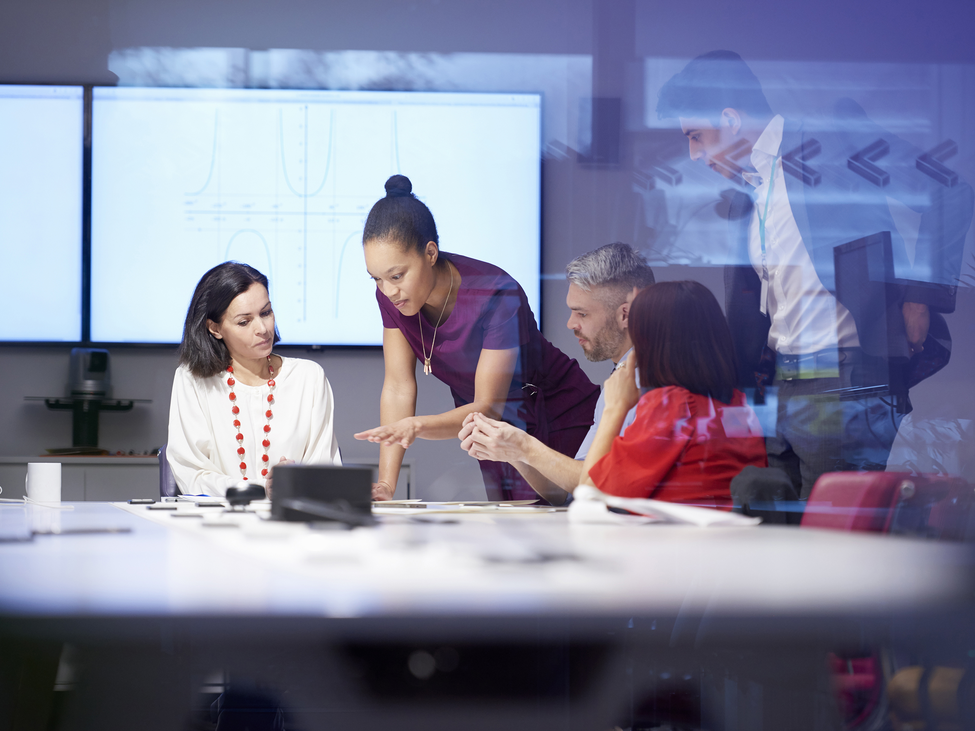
[588,386,767,509]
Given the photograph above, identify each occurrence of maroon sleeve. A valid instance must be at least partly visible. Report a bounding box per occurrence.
[480,288,521,350]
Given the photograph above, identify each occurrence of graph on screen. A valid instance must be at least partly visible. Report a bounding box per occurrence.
[90,88,541,345]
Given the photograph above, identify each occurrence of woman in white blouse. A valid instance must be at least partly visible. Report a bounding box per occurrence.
[167,262,341,496]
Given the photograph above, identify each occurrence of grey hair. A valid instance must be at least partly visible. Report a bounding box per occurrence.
[566,243,655,301]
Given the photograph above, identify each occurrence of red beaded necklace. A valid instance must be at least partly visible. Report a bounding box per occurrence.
[227,355,275,481]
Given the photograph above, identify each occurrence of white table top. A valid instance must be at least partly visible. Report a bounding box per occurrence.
[1,501,972,642]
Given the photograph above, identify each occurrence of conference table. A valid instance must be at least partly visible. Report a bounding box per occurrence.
[1,499,973,730]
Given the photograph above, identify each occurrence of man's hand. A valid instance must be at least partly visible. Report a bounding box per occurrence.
[458,412,478,448]
[354,417,421,449]
[459,412,527,463]
[903,302,930,356]
[602,352,641,414]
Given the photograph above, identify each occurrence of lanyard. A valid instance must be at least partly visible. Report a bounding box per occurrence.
[756,155,779,316]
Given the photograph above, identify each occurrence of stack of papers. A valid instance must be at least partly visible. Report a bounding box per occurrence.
[569,486,761,527]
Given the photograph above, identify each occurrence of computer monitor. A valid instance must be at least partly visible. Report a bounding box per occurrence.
[90,87,542,345]
[0,85,84,343]
[832,231,909,400]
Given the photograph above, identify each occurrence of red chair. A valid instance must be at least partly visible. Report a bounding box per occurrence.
[800,471,973,540]
[801,472,974,730]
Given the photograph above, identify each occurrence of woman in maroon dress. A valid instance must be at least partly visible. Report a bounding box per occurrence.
[355,175,599,501]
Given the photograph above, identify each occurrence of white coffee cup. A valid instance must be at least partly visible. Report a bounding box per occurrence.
[26,463,61,504]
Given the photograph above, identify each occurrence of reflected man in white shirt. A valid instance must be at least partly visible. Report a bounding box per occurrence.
[656,50,973,498]
[459,242,655,504]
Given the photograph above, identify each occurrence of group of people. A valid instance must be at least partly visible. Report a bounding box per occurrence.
[166,50,972,509]
[166,178,766,508]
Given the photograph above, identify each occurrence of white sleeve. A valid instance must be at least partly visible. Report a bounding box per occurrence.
[575,389,604,460]
[166,368,240,497]
[574,421,598,461]
[300,364,343,467]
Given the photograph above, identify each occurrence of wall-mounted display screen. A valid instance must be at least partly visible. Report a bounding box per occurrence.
[0,85,84,342]
[90,87,541,345]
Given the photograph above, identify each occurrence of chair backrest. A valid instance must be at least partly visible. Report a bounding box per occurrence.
[158,444,179,498]
[730,465,803,525]
[801,471,974,540]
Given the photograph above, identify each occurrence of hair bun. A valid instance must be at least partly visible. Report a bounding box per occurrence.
[384,174,413,198]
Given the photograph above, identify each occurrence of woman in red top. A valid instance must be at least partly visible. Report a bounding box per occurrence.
[581,281,767,508]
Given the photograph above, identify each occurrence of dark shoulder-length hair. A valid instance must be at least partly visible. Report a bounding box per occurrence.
[361,174,439,254]
[629,281,738,404]
[177,262,280,378]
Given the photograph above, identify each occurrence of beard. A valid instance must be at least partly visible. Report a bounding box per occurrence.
[580,322,626,363]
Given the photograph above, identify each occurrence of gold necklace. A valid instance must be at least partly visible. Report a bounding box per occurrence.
[418,264,454,376]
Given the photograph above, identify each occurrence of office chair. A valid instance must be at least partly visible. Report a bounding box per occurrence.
[730,465,803,525]
[800,471,973,540]
[158,444,178,498]
[802,471,975,730]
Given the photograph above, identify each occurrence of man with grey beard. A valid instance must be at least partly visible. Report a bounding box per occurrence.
[459,242,655,504]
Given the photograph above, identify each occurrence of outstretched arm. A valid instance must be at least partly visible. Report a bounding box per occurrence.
[356,334,519,498]
[353,328,417,500]
[356,345,518,444]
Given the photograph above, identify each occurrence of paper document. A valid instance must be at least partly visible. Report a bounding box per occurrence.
[569,486,761,527]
